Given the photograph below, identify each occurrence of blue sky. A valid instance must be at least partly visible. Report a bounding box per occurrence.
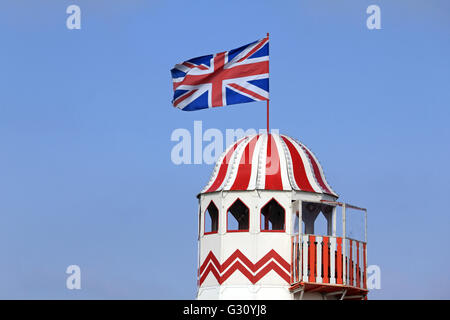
[0,0,449,299]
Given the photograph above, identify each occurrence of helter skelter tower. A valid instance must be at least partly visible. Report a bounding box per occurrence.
[196,133,368,300]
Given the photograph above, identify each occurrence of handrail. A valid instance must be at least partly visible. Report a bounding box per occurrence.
[300,233,366,244]
[320,200,367,212]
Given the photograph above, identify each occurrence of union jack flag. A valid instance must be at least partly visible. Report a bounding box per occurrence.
[171,37,269,111]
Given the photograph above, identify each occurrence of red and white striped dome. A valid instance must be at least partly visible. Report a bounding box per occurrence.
[201,133,338,197]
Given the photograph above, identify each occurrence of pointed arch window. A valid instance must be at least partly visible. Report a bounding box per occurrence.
[227,198,249,232]
[204,201,219,234]
[261,198,285,232]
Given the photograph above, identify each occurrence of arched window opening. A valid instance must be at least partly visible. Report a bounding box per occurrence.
[227,199,249,232]
[302,202,334,236]
[204,201,219,234]
[261,199,285,231]
[314,211,328,236]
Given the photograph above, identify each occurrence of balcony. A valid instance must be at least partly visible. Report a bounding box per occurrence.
[290,234,368,299]
[290,201,368,300]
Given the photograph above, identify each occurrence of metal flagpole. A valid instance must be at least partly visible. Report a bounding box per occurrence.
[266,32,270,133]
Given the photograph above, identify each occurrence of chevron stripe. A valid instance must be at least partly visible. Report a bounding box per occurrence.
[199,249,290,285]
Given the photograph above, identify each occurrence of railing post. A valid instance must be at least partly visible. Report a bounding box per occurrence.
[349,239,353,286]
[316,236,322,283]
[329,237,336,284]
[363,242,367,289]
[342,203,346,285]
[291,236,294,284]
[308,235,316,283]
[356,241,360,288]
[365,209,368,243]
[302,235,308,282]
[296,236,299,283]
[322,236,329,283]
[364,209,368,290]
[332,206,337,236]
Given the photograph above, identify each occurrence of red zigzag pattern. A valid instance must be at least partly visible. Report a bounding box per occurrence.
[199,249,291,285]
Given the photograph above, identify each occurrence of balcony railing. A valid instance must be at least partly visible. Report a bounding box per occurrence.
[291,235,367,290]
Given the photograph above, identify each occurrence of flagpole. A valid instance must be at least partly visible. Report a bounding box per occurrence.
[266,32,270,133]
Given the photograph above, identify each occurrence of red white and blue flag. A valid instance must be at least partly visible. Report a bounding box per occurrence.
[171,37,269,111]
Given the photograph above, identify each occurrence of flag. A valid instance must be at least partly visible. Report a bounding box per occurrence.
[171,37,269,111]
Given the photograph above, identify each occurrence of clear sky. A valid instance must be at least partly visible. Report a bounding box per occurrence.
[1,0,449,299]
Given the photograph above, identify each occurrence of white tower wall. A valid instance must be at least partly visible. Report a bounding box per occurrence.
[197,190,337,300]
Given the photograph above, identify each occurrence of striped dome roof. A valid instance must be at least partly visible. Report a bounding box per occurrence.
[201,133,338,197]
